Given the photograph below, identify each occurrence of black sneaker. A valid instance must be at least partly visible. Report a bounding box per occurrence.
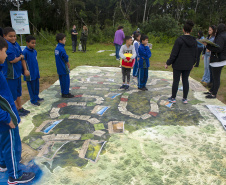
[138,87,146,91]
[18,108,30,117]
[62,93,74,98]
[0,164,7,172]
[125,85,129,90]
[8,172,35,184]
[31,102,40,106]
[203,92,211,95]
[120,84,126,89]
[37,98,44,102]
[144,87,148,91]
[205,94,216,99]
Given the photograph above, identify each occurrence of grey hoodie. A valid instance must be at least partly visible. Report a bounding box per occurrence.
[119,44,136,59]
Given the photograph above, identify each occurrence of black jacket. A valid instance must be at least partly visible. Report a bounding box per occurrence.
[166,35,197,70]
[71,29,78,41]
[206,32,226,63]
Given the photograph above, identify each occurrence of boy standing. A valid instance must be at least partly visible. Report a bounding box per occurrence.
[138,35,152,91]
[2,27,30,117]
[23,35,44,106]
[119,36,136,90]
[0,36,35,184]
[55,33,74,98]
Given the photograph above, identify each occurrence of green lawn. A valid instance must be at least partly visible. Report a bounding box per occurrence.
[21,42,226,104]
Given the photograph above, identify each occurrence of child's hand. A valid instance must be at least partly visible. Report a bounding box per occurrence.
[67,63,70,69]
[24,70,30,76]
[142,57,144,59]
[202,55,204,60]
[165,64,168,69]
[129,59,132,62]
[8,120,15,129]
[124,58,128,62]
[138,57,140,61]
[20,55,24,59]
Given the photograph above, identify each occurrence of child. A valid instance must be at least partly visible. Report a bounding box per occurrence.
[55,33,74,98]
[133,33,141,77]
[23,35,44,106]
[119,36,136,90]
[0,36,35,184]
[2,27,30,117]
[137,35,152,91]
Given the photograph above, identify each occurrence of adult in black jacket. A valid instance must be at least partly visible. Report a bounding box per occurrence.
[203,23,226,99]
[71,25,78,53]
[165,20,197,104]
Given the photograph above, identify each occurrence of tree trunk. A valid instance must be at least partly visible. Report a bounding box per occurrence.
[143,0,147,23]
[65,0,69,31]
[120,0,127,20]
[195,0,199,13]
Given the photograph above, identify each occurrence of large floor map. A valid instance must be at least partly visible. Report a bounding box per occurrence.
[3,66,226,185]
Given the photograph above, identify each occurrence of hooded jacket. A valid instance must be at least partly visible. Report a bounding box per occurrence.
[206,32,226,63]
[166,35,198,70]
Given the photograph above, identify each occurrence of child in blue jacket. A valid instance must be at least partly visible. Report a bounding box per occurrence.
[23,35,44,106]
[2,27,30,117]
[0,36,35,184]
[138,35,152,91]
[55,33,74,98]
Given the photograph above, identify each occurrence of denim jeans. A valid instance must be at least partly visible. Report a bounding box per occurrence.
[115,44,121,59]
[202,53,210,83]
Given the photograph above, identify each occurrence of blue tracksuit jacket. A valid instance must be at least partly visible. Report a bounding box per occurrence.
[22,47,40,81]
[0,66,20,132]
[2,40,22,79]
[138,44,152,68]
[55,43,69,75]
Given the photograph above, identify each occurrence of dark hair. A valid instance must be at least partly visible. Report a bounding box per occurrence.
[125,36,132,41]
[134,33,141,41]
[208,25,217,38]
[117,26,123,30]
[197,30,203,39]
[0,28,3,37]
[0,36,8,50]
[140,35,148,42]
[183,20,194,33]
[26,35,36,43]
[3,27,15,36]
[56,33,66,42]
[216,23,226,37]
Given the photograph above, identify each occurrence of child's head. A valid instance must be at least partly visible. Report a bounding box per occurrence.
[125,36,133,45]
[26,35,36,49]
[0,36,8,64]
[56,33,66,44]
[140,35,149,45]
[183,20,194,34]
[3,27,16,44]
[134,33,141,41]
[73,25,76,29]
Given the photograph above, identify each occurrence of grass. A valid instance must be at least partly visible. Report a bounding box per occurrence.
[21,42,226,104]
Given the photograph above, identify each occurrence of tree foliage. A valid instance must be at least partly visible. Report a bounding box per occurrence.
[0,0,225,39]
